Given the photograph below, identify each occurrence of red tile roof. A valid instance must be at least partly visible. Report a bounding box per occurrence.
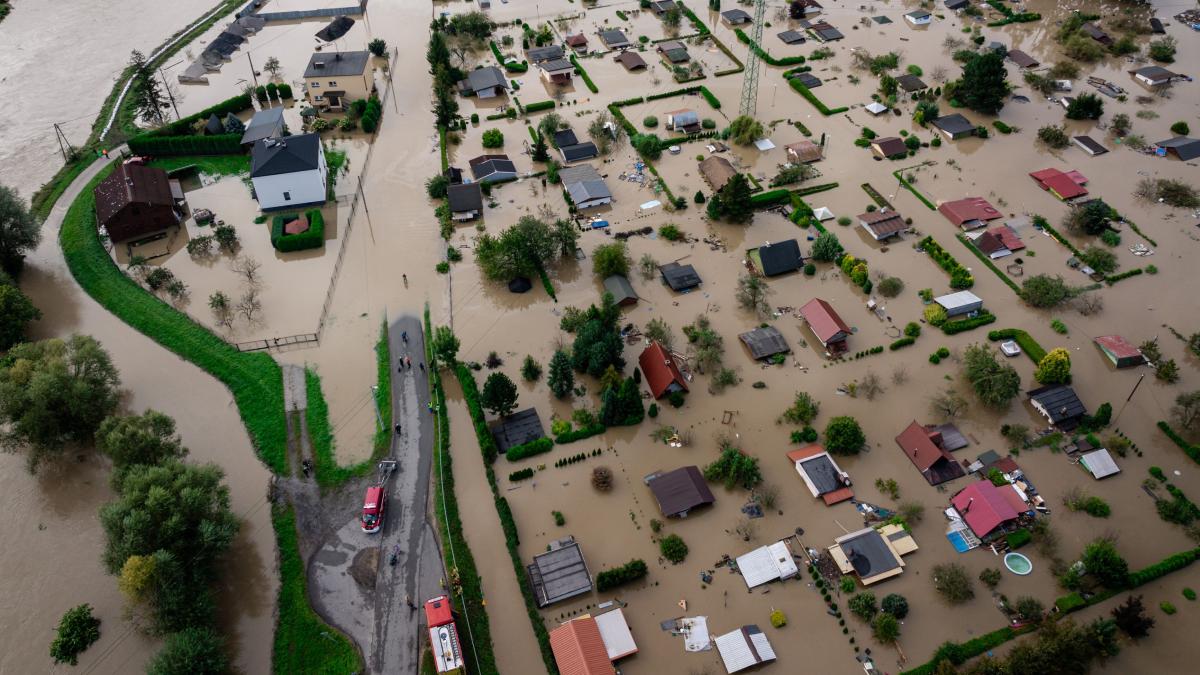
[1029,168,1088,200]
[638,341,688,399]
[551,617,616,675]
[1094,335,1141,360]
[938,197,1002,226]
[786,444,826,463]
[986,224,1025,251]
[799,298,851,345]
[952,480,1023,538]
[895,421,953,473]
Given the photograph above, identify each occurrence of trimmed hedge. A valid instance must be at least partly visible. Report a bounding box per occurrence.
[1006,529,1031,549]
[889,337,916,351]
[735,28,806,66]
[956,234,1022,294]
[456,364,500,463]
[902,628,1019,675]
[128,133,243,156]
[152,93,253,137]
[700,86,721,109]
[788,79,848,116]
[987,328,1046,363]
[892,169,936,210]
[506,436,554,461]
[1159,421,1200,465]
[270,209,325,252]
[749,189,792,207]
[1128,547,1200,587]
[524,100,556,113]
[60,165,288,473]
[918,236,974,289]
[596,559,649,592]
[556,423,606,444]
[1054,592,1087,613]
[941,311,996,335]
[569,55,598,93]
[509,467,535,482]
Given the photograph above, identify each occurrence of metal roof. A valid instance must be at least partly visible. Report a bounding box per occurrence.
[659,262,701,291]
[1028,385,1087,427]
[1081,449,1120,479]
[716,625,776,673]
[241,107,285,145]
[315,16,355,42]
[647,466,715,516]
[933,113,975,135]
[528,45,565,62]
[529,538,593,607]
[736,543,797,589]
[491,408,546,452]
[738,326,791,360]
[603,275,637,305]
[934,290,983,311]
[594,609,638,661]
[304,50,370,78]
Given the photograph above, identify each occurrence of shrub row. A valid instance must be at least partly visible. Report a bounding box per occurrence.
[903,627,1019,674]
[749,189,792,207]
[1128,547,1200,587]
[509,468,535,482]
[892,170,936,210]
[60,166,288,472]
[1104,267,1144,285]
[1158,421,1200,465]
[506,436,555,461]
[524,100,556,113]
[556,423,606,444]
[734,28,806,66]
[569,55,598,93]
[151,93,252,137]
[270,209,325,252]
[795,182,839,197]
[455,363,500,463]
[941,311,996,335]
[788,79,849,115]
[918,236,975,289]
[595,559,649,592]
[1006,529,1031,549]
[1054,592,1087,613]
[128,133,243,156]
[987,328,1047,363]
[955,234,1022,294]
[700,85,721,109]
[554,452,592,468]
[889,337,916,350]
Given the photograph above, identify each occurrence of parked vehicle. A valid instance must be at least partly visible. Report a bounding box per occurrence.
[361,485,386,533]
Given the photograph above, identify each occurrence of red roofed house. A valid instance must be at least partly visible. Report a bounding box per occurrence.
[639,341,688,399]
[986,224,1025,253]
[938,197,1002,231]
[1029,168,1089,200]
[895,421,965,485]
[551,616,616,675]
[951,480,1028,539]
[1094,335,1145,368]
[566,34,589,49]
[799,298,851,355]
[424,596,466,673]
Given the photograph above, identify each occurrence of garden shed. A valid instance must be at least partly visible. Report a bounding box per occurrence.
[787,444,853,505]
[1094,335,1144,368]
[748,239,803,276]
[738,326,790,361]
[895,420,965,485]
[528,537,593,607]
[550,616,614,675]
[1080,448,1120,479]
[1028,385,1087,431]
[715,625,776,673]
[647,466,715,517]
[490,408,546,453]
[735,541,798,589]
[603,275,638,306]
[934,290,983,317]
[829,525,916,585]
[660,262,702,291]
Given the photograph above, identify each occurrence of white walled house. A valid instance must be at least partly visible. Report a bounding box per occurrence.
[250,134,327,211]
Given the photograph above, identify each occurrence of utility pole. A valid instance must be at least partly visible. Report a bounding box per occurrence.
[247,53,260,90]
[159,60,182,121]
[738,0,767,117]
[52,123,77,162]
[1114,372,1146,424]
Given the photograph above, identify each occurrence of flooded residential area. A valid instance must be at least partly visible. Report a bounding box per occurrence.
[2,0,1200,674]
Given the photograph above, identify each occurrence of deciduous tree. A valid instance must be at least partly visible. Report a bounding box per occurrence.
[0,184,40,277]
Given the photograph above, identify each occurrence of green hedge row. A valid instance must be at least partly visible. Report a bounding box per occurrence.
[569,55,598,93]
[1054,592,1087,613]
[455,363,500,463]
[788,79,848,116]
[153,93,253,137]
[1128,547,1200,587]
[556,423,606,444]
[524,100,556,113]
[270,209,325,252]
[955,234,1022,294]
[902,627,1019,675]
[1104,267,1144,286]
[918,236,975,289]
[941,311,996,335]
[596,559,649,592]
[1158,421,1200,465]
[889,337,916,350]
[59,165,288,473]
[892,169,936,210]
[700,86,721,109]
[749,189,792,207]
[987,328,1046,363]
[425,320,499,674]
[506,436,554,461]
[734,28,806,66]
[128,133,243,156]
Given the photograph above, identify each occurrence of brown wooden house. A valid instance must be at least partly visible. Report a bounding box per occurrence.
[93,164,181,243]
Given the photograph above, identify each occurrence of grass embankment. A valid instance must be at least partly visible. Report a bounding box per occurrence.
[59,165,288,473]
[452,362,558,674]
[30,0,245,221]
[373,320,393,455]
[425,309,499,675]
[892,169,936,210]
[272,505,363,673]
[305,364,390,489]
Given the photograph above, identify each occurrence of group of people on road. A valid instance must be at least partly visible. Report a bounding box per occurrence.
[393,330,431,437]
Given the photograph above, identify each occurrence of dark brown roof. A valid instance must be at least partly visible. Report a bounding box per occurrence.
[648,466,715,516]
[94,164,175,226]
[872,137,908,158]
[615,51,647,70]
[858,210,907,237]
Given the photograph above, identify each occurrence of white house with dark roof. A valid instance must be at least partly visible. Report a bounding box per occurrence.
[250,134,327,210]
[460,66,509,99]
[303,50,373,111]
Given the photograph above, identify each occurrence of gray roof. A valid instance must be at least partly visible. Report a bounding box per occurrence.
[527,45,565,62]
[560,164,610,204]
[660,262,701,291]
[668,109,700,127]
[739,326,790,360]
[815,26,844,41]
[798,454,842,495]
[447,182,483,213]
[721,9,752,22]
[945,0,968,8]
[896,74,927,92]
[755,239,803,276]
[303,50,370,78]
[528,538,593,607]
[315,16,355,42]
[840,529,902,579]
[1073,135,1108,155]
[599,29,630,46]
[540,58,573,72]
[241,107,285,145]
[933,113,974,135]
[469,154,517,180]
[778,30,806,44]
[560,142,598,163]
[793,72,822,88]
[490,408,545,452]
[647,466,716,516]
[464,66,508,94]
[1028,385,1087,428]
[553,129,579,147]
[604,275,637,305]
[1133,65,1176,81]
[1155,137,1200,161]
[933,423,969,451]
[250,134,322,178]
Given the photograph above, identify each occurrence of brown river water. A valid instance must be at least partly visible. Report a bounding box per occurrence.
[5,0,1200,673]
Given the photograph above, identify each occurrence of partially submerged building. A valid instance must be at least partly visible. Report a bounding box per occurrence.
[858,209,908,241]
[699,155,738,191]
[895,420,966,485]
[490,408,546,454]
[1153,137,1200,162]
[1027,385,1087,431]
[250,134,327,210]
[951,480,1029,539]
[528,537,593,607]
[446,182,483,221]
[660,262,702,292]
[785,139,823,164]
[748,238,803,276]
[603,274,638,306]
[871,136,908,159]
[829,524,918,585]
[646,466,715,517]
[615,50,647,71]
[550,616,615,675]
[665,109,701,133]
[639,341,688,399]
[539,59,575,86]
[1029,168,1089,200]
[599,29,632,50]
[932,113,976,140]
[938,196,1002,230]
[1094,335,1144,368]
[560,164,613,209]
[1007,49,1039,69]
[1073,135,1108,156]
[593,608,638,661]
[468,154,518,183]
[715,625,776,673]
[720,9,753,26]
[736,541,798,589]
[787,444,854,505]
[240,106,285,146]
[303,50,373,111]
[459,66,509,99]
[656,40,691,64]
[799,298,851,355]
[527,44,565,63]
[1080,447,1121,479]
[739,326,791,361]
[93,163,182,244]
[934,290,983,317]
[1131,65,1179,87]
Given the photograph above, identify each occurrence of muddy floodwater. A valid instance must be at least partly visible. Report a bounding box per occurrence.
[5,0,1200,673]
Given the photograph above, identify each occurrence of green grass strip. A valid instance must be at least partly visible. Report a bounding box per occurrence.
[373,320,392,455]
[31,154,99,221]
[787,78,848,116]
[305,369,385,489]
[272,504,363,673]
[426,309,499,675]
[60,164,288,473]
[955,234,1022,295]
[891,169,936,210]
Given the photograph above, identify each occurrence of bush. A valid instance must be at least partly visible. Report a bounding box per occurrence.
[1006,529,1032,549]
[270,209,326,252]
[904,322,921,338]
[882,593,909,619]
[878,276,904,298]
[481,128,504,148]
[703,445,763,489]
[660,534,689,563]
[643,115,658,128]
[941,312,996,335]
[596,559,649,591]
[146,626,229,675]
[49,604,101,665]
[1171,121,1190,136]
[849,592,878,620]
[824,416,865,455]
[803,263,815,276]
[932,563,975,604]
[890,337,916,350]
[277,83,293,99]
[509,468,535,482]
[770,609,787,628]
[505,436,554,461]
[1149,36,1177,63]
[1037,124,1071,149]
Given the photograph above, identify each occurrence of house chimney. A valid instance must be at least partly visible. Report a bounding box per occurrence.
[962,497,974,513]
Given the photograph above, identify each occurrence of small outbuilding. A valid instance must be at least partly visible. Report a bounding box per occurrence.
[603,274,638,306]
[785,139,823,164]
[951,480,1028,539]
[1007,49,1039,69]
[490,408,546,454]
[459,66,510,99]
[656,40,691,64]
[896,74,927,92]
[615,50,647,70]
[1029,168,1089,200]
[660,262,702,292]
[788,444,853,505]
[560,164,613,209]
[240,106,285,146]
[639,341,689,398]
[932,113,976,140]
[539,58,575,86]
[748,239,803,276]
[665,109,701,132]
[871,136,908,159]
[904,10,933,26]
[593,608,638,661]
[1153,137,1200,162]
[599,29,632,50]
[735,541,798,589]
[469,154,518,183]
[1080,448,1121,480]
[777,29,807,45]
[715,625,776,673]
[1073,135,1108,156]
[738,326,790,361]
[721,9,753,26]
[799,298,851,354]
[1027,385,1088,431]
[896,420,966,485]
[1094,335,1144,368]
[566,33,589,50]
[527,44,565,63]
[528,537,593,607]
[446,182,483,221]
[646,466,715,517]
[858,209,907,240]
[550,616,615,675]
[807,21,844,42]
[1131,65,1178,87]
[934,290,983,317]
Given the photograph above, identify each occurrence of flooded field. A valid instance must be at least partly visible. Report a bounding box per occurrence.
[6,0,1200,672]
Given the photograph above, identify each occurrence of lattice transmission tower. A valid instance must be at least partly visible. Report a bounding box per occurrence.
[738,0,768,117]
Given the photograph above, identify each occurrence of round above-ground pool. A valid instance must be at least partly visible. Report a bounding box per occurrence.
[1005,552,1033,575]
